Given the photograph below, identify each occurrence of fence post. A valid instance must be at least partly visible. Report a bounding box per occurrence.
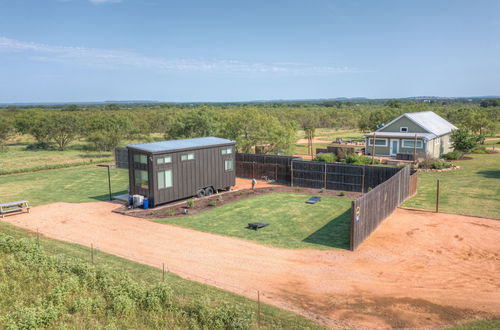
[275,163,278,182]
[257,290,261,328]
[252,162,255,179]
[361,166,365,193]
[323,162,327,189]
[290,161,294,187]
[435,179,440,213]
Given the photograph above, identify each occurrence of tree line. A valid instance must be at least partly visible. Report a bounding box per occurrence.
[0,100,498,153]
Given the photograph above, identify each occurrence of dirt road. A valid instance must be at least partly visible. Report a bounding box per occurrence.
[3,203,500,329]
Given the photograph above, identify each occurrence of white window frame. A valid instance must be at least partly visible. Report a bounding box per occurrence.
[221,147,233,155]
[367,138,388,147]
[224,159,234,171]
[402,139,423,149]
[156,155,172,165]
[400,127,408,132]
[157,169,173,189]
[181,153,195,161]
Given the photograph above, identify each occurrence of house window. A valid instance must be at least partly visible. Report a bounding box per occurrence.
[134,154,147,164]
[402,140,423,149]
[134,169,148,189]
[400,127,408,132]
[221,147,233,155]
[181,153,195,161]
[367,138,388,147]
[224,159,233,171]
[157,156,172,165]
[157,169,173,189]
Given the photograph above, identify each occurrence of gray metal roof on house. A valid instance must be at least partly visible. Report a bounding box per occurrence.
[376,111,457,137]
[364,132,436,140]
[128,137,235,153]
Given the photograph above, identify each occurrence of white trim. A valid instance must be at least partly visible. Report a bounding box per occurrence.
[402,139,423,149]
[389,139,399,156]
[400,127,408,132]
[367,138,388,147]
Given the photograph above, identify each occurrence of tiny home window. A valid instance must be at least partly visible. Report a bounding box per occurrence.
[181,153,195,161]
[221,147,233,155]
[157,156,172,165]
[402,140,423,149]
[224,159,234,171]
[134,169,149,189]
[400,127,408,132]
[157,169,173,189]
[367,138,388,147]
[134,154,148,164]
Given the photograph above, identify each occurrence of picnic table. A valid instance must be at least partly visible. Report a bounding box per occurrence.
[0,200,31,218]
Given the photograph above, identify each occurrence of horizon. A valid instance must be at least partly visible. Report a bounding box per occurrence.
[1,0,500,103]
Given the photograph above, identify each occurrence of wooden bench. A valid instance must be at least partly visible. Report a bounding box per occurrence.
[0,200,31,218]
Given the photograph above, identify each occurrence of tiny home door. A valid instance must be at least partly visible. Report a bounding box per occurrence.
[389,139,399,156]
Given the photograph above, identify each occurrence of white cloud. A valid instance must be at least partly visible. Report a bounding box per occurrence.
[0,36,364,75]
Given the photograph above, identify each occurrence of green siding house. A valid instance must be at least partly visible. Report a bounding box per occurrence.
[365,111,457,159]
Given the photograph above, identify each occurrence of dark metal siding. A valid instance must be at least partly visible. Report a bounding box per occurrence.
[129,142,235,207]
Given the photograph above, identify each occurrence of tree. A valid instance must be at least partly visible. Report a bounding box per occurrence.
[84,113,131,151]
[165,108,220,139]
[451,128,477,153]
[46,112,81,151]
[0,118,14,151]
[14,110,53,147]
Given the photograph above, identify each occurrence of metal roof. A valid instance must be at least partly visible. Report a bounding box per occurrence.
[128,137,235,153]
[376,111,457,137]
[364,132,436,140]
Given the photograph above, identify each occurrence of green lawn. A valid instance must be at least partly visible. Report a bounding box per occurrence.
[157,193,353,250]
[0,139,113,175]
[403,153,500,219]
[0,222,324,330]
[0,165,129,206]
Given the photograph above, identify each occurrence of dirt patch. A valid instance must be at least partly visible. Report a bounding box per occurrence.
[3,204,500,329]
[117,184,360,219]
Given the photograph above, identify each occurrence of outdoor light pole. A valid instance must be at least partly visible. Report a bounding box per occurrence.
[97,164,113,201]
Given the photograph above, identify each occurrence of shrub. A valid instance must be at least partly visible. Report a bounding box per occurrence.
[451,128,478,153]
[208,200,217,207]
[471,146,494,154]
[338,191,345,196]
[418,158,453,169]
[165,209,175,216]
[319,188,325,193]
[443,151,461,160]
[345,153,379,165]
[186,199,195,209]
[314,153,337,163]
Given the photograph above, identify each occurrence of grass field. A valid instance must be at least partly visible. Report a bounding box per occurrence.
[157,193,353,250]
[0,165,129,206]
[0,222,324,329]
[0,138,113,175]
[404,152,500,219]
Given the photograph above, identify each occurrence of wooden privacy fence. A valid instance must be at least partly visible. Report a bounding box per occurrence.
[235,153,400,193]
[350,166,416,250]
[235,154,300,184]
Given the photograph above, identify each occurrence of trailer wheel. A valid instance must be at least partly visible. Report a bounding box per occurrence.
[204,187,214,196]
[196,189,206,198]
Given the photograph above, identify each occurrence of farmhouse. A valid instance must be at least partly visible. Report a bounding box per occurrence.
[364,111,457,159]
[127,137,236,207]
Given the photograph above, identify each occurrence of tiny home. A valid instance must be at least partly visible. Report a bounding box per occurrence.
[365,111,457,159]
[127,137,236,207]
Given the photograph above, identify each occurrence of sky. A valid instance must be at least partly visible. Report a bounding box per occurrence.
[0,0,499,103]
